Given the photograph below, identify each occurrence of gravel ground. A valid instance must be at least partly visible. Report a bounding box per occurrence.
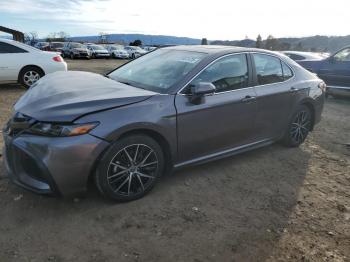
[0,59,349,262]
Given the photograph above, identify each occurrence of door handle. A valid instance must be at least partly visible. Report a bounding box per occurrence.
[241,95,256,103]
[290,87,299,92]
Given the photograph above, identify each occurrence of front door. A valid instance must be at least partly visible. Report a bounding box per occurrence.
[175,53,257,163]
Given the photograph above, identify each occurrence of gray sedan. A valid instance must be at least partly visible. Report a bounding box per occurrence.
[3,46,325,201]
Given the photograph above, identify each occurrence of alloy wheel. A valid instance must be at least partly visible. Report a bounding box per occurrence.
[23,70,40,86]
[106,144,159,196]
[290,110,310,144]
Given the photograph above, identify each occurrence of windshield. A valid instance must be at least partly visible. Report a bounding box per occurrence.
[71,43,83,48]
[51,42,64,48]
[91,45,105,50]
[110,45,123,50]
[108,49,206,93]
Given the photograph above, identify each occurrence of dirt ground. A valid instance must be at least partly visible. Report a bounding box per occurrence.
[0,59,349,262]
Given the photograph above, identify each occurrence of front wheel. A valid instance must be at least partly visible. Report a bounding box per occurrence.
[282,105,312,147]
[95,135,165,201]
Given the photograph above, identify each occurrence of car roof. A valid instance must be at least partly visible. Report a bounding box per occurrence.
[163,45,278,55]
[0,38,15,43]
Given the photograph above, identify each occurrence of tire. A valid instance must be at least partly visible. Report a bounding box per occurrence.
[112,53,116,59]
[19,66,44,89]
[282,105,312,147]
[131,53,135,59]
[70,53,75,59]
[95,135,165,201]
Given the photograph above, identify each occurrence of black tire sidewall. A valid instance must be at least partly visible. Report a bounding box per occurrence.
[283,105,311,147]
[95,135,165,201]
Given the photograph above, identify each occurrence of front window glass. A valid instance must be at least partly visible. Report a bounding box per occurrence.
[91,45,104,50]
[253,54,284,85]
[334,48,350,62]
[108,49,206,93]
[71,43,83,48]
[51,42,64,48]
[187,54,248,93]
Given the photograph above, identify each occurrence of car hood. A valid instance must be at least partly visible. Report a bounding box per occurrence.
[15,71,157,122]
[73,48,88,52]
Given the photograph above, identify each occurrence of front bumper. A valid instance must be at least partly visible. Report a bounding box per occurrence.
[95,53,110,58]
[113,53,129,59]
[74,52,89,58]
[3,132,109,196]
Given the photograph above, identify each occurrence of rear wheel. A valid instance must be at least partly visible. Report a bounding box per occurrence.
[95,135,164,201]
[282,105,312,147]
[19,66,44,89]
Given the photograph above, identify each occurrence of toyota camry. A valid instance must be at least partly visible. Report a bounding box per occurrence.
[2,45,325,201]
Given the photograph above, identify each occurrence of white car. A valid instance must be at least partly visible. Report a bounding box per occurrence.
[124,46,147,59]
[86,44,110,58]
[0,39,67,88]
[105,45,129,59]
[143,46,157,52]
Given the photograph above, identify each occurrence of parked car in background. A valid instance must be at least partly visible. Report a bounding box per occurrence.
[282,51,328,61]
[45,42,64,54]
[0,39,67,88]
[297,46,350,98]
[86,44,110,58]
[61,42,90,59]
[2,46,325,201]
[143,46,157,52]
[106,45,129,59]
[124,46,147,59]
[34,42,49,50]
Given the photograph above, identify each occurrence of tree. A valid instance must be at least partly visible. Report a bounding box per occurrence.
[256,34,262,48]
[99,32,108,44]
[265,35,279,50]
[295,42,303,51]
[24,31,38,45]
[201,38,208,45]
[279,42,291,51]
[129,39,142,46]
[57,31,69,40]
[46,31,69,42]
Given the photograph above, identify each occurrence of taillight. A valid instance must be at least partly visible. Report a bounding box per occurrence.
[318,82,326,92]
[52,55,63,62]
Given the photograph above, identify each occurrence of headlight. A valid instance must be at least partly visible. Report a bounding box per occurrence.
[28,122,99,137]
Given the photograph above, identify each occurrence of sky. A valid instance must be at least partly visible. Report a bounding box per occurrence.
[0,0,349,40]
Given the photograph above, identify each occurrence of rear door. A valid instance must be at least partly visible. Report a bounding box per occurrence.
[0,42,28,82]
[251,53,296,140]
[175,53,258,163]
[318,47,350,88]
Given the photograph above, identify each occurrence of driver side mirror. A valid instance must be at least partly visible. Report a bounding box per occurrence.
[189,82,216,104]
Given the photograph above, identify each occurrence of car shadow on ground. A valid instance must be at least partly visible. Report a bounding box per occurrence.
[0,142,310,261]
